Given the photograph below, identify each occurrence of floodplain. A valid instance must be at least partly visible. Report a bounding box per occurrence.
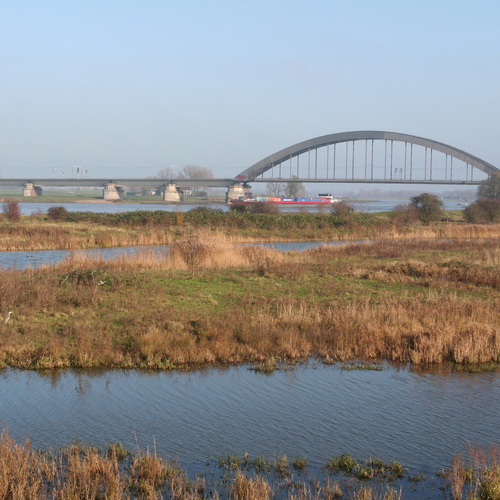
[0,228,498,370]
[0,208,499,499]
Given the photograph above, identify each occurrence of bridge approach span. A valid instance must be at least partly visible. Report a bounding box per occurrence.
[236,131,498,181]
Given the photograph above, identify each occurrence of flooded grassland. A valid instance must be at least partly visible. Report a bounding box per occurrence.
[0,234,499,371]
[1,219,500,499]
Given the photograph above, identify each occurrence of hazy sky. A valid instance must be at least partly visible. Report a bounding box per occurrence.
[1,0,499,179]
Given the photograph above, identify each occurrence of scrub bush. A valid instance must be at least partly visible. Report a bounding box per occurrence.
[2,200,21,222]
[47,206,69,220]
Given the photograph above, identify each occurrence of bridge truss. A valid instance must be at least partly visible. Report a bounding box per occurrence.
[236,131,498,185]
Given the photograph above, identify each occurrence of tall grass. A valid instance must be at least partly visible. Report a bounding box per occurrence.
[0,429,479,499]
[447,444,500,500]
[0,429,55,499]
[0,221,176,251]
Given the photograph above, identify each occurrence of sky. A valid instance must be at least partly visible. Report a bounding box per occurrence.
[1,0,499,183]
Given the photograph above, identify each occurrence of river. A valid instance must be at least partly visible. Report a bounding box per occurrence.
[16,199,469,215]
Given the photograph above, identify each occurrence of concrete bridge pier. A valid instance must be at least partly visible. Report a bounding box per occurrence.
[103,183,124,201]
[23,183,43,196]
[163,184,181,202]
[226,183,246,203]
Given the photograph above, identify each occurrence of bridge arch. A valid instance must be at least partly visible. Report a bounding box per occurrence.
[236,131,498,182]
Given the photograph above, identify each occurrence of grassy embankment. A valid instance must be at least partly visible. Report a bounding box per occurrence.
[0,207,488,251]
[1,428,498,500]
[0,225,500,370]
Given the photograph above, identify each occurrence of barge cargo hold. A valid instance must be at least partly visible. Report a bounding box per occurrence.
[231,194,341,204]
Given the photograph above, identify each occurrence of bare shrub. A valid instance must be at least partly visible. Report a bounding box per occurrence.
[391,203,419,225]
[170,234,208,274]
[2,200,21,222]
[169,231,245,274]
[229,200,248,212]
[331,201,356,226]
[331,200,354,216]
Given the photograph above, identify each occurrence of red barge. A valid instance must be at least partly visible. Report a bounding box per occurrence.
[233,194,340,204]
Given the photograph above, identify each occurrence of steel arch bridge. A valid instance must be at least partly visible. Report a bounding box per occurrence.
[236,131,498,185]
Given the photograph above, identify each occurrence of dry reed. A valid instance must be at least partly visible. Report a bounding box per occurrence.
[0,233,499,370]
[0,430,459,500]
[447,444,500,500]
[2,215,500,252]
[48,230,283,274]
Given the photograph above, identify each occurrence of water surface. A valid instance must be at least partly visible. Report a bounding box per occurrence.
[17,199,467,215]
[1,364,497,474]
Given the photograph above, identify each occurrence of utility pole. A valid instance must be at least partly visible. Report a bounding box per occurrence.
[72,165,82,181]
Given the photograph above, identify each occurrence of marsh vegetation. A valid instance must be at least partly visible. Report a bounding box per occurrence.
[0,205,499,251]
[1,205,499,499]
[0,231,499,370]
[2,428,496,500]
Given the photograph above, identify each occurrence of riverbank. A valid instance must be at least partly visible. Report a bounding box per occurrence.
[0,208,495,252]
[0,234,499,370]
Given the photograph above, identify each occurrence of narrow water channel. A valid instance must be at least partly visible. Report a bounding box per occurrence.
[1,364,498,475]
[0,241,353,269]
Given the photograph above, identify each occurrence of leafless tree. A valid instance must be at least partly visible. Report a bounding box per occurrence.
[178,165,214,195]
[178,165,214,181]
[157,167,177,180]
[266,182,287,197]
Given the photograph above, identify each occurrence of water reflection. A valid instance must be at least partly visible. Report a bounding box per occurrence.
[0,364,498,474]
